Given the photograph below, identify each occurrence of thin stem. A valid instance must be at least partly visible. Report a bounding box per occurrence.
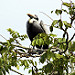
[11,68,24,75]
[72,26,75,30]
[59,28,69,54]
[40,12,54,21]
[0,34,7,41]
[68,33,75,43]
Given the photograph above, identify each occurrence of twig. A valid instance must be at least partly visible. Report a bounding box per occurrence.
[72,26,75,30]
[11,68,24,75]
[15,39,22,45]
[59,28,69,54]
[40,12,54,21]
[17,54,42,58]
[0,40,64,57]
[13,44,48,52]
[13,44,31,50]
[0,34,7,41]
[68,33,75,43]
[44,24,50,26]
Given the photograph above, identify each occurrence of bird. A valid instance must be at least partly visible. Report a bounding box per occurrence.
[26,13,48,49]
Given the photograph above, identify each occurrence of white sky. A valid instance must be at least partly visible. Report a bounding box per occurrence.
[0,0,75,75]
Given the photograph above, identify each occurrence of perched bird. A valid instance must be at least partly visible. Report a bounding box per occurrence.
[26,13,48,49]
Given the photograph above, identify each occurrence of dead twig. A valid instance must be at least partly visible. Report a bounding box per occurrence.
[11,68,24,75]
[0,34,7,41]
[40,12,54,21]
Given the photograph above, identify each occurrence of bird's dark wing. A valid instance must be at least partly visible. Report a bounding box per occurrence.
[27,21,44,41]
[32,21,45,34]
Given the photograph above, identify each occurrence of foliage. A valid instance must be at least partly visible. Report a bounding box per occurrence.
[0,0,75,75]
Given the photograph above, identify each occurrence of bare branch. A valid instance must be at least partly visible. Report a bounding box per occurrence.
[59,28,69,54]
[15,39,22,45]
[72,26,75,30]
[11,68,24,75]
[40,12,54,21]
[69,33,75,42]
[0,34,7,41]
[13,44,31,50]
[17,54,42,58]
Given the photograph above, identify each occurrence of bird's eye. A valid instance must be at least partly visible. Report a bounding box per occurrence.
[35,17,39,20]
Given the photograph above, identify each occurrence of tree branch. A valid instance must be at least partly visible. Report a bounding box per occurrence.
[68,33,75,43]
[0,34,7,41]
[72,26,75,30]
[59,28,69,54]
[40,12,54,21]
[11,68,24,75]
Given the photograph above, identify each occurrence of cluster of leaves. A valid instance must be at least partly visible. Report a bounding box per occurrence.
[0,42,17,75]
[7,28,28,42]
[0,28,29,75]
[30,1,75,75]
[32,33,55,47]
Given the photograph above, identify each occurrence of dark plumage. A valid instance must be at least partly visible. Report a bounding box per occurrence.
[27,13,48,49]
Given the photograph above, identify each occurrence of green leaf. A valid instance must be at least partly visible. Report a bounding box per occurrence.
[59,20,63,28]
[30,60,34,66]
[16,65,19,70]
[63,2,71,7]
[55,9,62,15]
[24,60,29,68]
[7,28,13,33]
[69,41,75,52]
[71,56,75,63]
[5,66,9,73]
[35,61,37,66]
[1,67,6,75]
[49,33,57,37]
[51,11,53,13]
[55,54,63,59]
[40,53,47,63]
[0,45,3,51]
[0,70,3,75]
[8,38,14,43]
[43,63,53,74]
[38,38,44,46]
[50,26,53,32]
[63,21,71,28]
[70,72,75,75]
[35,39,39,45]
[32,40,36,46]
[52,20,58,26]
[62,9,69,14]
[8,65,11,70]
[28,69,32,73]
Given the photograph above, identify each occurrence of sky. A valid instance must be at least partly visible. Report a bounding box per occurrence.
[0,0,75,75]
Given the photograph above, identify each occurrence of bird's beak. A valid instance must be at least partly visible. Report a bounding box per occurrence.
[27,13,35,18]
